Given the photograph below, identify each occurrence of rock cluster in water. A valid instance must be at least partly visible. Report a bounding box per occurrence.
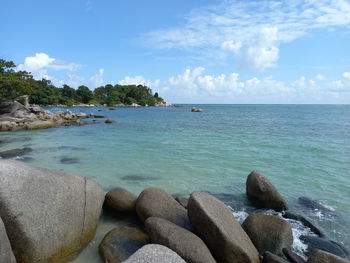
[0,160,349,263]
[0,100,84,131]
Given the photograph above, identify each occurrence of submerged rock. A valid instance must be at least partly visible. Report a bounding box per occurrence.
[0,147,32,159]
[246,171,287,211]
[104,187,137,213]
[121,175,159,181]
[135,188,192,231]
[0,160,104,263]
[300,236,350,258]
[298,197,333,213]
[0,217,16,263]
[145,217,216,263]
[306,249,350,263]
[60,157,80,164]
[188,191,259,263]
[123,244,186,263]
[282,212,325,237]
[99,226,149,263]
[242,214,293,255]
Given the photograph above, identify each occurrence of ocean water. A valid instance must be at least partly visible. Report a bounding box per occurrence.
[0,104,349,261]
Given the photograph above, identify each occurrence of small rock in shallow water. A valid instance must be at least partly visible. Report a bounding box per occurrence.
[282,212,325,237]
[105,118,116,124]
[60,157,80,164]
[297,197,333,213]
[0,147,32,159]
[104,187,137,213]
[121,175,159,181]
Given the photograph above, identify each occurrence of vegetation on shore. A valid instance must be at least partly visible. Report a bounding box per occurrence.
[0,58,164,106]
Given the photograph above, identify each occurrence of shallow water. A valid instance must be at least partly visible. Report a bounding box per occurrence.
[0,104,349,261]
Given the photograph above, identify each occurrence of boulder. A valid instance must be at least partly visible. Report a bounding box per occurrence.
[191,107,203,112]
[282,248,306,263]
[0,160,104,263]
[123,244,186,263]
[99,226,149,263]
[175,196,188,209]
[135,188,192,231]
[0,217,16,263]
[262,251,289,263]
[282,212,325,237]
[0,147,32,159]
[242,214,293,255]
[298,197,333,213]
[93,114,106,118]
[105,119,116,124]
[300,236,349,258]
[104,187,137,213]
[246,171,287,211]
[306,249,350,263]
[0,101,27,115]
[188,191,259,263]
[145,217,216,263]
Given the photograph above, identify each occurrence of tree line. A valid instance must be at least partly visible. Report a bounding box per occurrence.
[0,58,164,106]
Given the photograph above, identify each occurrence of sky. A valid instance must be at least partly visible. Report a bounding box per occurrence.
[2,0,350,103]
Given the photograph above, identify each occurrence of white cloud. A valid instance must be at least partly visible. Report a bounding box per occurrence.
[343,72,350,79]
[89,68,104,87]
[145,0,350,70]
[121,67,350,103]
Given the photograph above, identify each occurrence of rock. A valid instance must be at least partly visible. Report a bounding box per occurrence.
[0,160,104,262]
[0,217,16,263]
[191,107,203,112]
[242,214,293,255]
[246,171,287,211]
[76,113,87,118]
[282,212,325,237]
[16,95,29,107]
[174,196,188,209]
[122,175,159,181]
[297,197,333,213]
[99,226,149,263]
[105,118,116,124]
[282,248,306,263]
[123,244,186,263]
[0,147,32,159]
[306,249,350,263]
[262,251,289,263]
[188,191,259,263]
[145,217,216,263]
[300,236,349,258]
[135,188,192,231]
[0,101,27,115]
[60,157,80,164]
[104,187,137,213]
[109,107,116,110]
[93,114,106,118]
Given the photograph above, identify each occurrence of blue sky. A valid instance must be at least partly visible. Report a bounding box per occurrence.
[2,0,350,103]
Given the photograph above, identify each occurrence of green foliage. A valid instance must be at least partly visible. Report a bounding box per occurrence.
[0,58,165,106]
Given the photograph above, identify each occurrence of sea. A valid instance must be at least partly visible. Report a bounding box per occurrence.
[0,104,349,262]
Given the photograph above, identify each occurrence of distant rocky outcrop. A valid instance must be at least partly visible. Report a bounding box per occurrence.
[191,107,203,112]
[0,99,85,131]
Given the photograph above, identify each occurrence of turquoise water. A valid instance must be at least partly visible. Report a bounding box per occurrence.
[1,105,349,260]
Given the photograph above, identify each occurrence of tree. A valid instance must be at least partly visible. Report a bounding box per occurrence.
[76,85,93,103]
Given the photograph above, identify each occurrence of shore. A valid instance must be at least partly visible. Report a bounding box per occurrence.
[0,160,348,263]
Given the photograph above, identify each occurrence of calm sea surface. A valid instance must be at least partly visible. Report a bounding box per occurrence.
[1,104,349,261]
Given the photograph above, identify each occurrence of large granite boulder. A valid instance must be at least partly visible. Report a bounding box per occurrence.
[145,217,216,263]
[300,236,349,258]
[135,188,192,231]
[246,171,287,211]
[306,249,349,263]
[188,191,259,263]
[0,217,16,263]
[0,160,104,263]
[262,251,289,263]
[99,226,149,263]
[242,214,293,255]
[123,244,186,263]
[104,187,137,213]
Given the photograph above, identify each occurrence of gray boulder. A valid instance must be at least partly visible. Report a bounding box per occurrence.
[242,214,293,255]
[246,171,287,211]
[0,217,16,263]
[174,196,188,209]
[306,249,349,263]
[104,187,138,213]
[262,252,289,263]
[105,119,116,124]
[99,226,150,263]
[300,236,349,258]
[145,217,216,263]
[188,191,259,263]
[123,244,186,263]
[0,160,104,263]
[0,147,32,159]
[282,248,306,263]
[135,188,192,231]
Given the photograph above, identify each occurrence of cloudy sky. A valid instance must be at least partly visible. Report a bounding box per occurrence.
[2,0,350,103]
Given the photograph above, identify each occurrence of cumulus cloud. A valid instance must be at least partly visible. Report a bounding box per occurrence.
[145,0,350,70]
[121,67,350,103]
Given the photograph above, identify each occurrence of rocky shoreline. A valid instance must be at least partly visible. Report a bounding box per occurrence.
[0,160,348,263]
